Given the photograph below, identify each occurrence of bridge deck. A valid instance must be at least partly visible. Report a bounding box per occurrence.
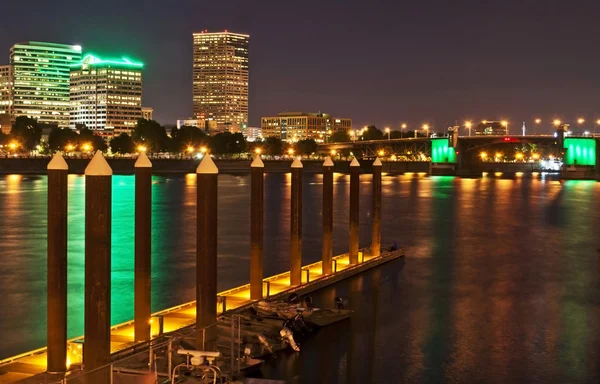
[0,250,395,383]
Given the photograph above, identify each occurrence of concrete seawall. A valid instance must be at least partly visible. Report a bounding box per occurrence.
[0,157,432,175]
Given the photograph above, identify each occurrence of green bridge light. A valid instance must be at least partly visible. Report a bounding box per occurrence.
[563,138,596,166]
[431,138,457,163]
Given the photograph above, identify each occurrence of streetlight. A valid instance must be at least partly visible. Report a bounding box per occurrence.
[65,144,74,152]
[553,119,561,127]
[330,149,337,156]
[465,121,472,137]
[288,148,295,156]
[480,151,487,160]
[384,127,390,140]
[378,150,385,157]
[515,153,524,161]
[577,117,585,125]
[400,123,407,138]
[534,118,541,124]
[81,143,92,152]
[349,130,356,142]
[186,145,194,153]
[254,147,262,155]
[137,145,147,152]
[200,146,207,153]
[534,118,541,135]
[422,124,429,137]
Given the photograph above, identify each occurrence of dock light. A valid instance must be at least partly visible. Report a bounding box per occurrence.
[495,152,502,159]
[137,145,147,152]
[553,119,561,126]
[65,144,74,152]
[515,153,524,160]
[288,148,294,155]
[532,153,540,160]
[391,155,397,160]
[81,143,92,152]
[480,151,487,159]
[535,118,541,124]
[577,117,585,124]
[330,149,336,155]
[186,145,194,153]
[378,150,385,156]
[200,146,207,153]
[9,141,18,150]
[255,147,262,155]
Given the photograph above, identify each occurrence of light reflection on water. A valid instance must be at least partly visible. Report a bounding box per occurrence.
[0,174,599,382]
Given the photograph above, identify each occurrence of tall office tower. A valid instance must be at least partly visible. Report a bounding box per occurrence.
[0,65,12,117]
[192,31,249,130]
[70,54,143,135]
[10,42,82,127]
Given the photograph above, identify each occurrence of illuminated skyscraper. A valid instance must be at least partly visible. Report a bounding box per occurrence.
[0,65,11,118]
[70,54,143,135]
[10,41,82,127]
[192,31,249,129]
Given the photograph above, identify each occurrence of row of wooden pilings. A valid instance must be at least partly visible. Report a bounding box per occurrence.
[45,152,383,376]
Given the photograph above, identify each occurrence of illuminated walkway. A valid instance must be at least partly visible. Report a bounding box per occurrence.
[0,250,394,383]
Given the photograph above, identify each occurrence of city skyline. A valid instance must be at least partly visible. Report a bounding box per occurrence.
[3,1,600,132]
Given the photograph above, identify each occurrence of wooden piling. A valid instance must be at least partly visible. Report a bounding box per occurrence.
[47,153,68,373]
[371,157,382,257]
[321,157,334,275]
[349,158,360,264]
[250,156,264,300]
[290,158,303,286]
[134,153,152,342]
[83,151,112,379]
[196,155,219,349]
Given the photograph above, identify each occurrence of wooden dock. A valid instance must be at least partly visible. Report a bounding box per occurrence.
[0,248,403,383]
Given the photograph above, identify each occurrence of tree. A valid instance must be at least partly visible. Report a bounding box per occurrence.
[361,125,384,141]
[390,130,403,139]
[296,139,318,156]
[10,116,42,150]
[330,130,351,143]
[209,132,247,155]
[263,137,283,156]
[170,125,208,152]
[110,133,134,154]
[78,127,108,152]
[48,127,79,151]
[132,119,169,152]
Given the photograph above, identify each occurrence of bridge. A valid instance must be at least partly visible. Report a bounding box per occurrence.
[317,133,600,178]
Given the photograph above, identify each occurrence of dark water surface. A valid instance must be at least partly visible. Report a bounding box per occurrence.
[1,173,600,383]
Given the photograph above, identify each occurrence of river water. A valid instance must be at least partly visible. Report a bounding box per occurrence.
[1,173,599,382]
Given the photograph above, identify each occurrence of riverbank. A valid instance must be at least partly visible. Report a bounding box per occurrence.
[0,157,432,174]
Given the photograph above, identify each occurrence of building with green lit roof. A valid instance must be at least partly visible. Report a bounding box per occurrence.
[70,54,143,135]
[9,41,82,128]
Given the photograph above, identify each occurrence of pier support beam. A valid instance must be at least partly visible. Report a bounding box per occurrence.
[349,158,360,264]
[290,158,303,285]
[371,158,382,257]
[134,153,152,342]
[47,154,68,374]
[250,156,264,300]
[84,151,112,380]
[196,155,219,349]
[321,157,334,275]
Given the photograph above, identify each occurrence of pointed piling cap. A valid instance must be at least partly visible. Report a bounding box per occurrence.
[134,152,152,168]
[85,151,113,176]
[291,157,303,168]
[47,152,68,170]
[251,155,264,168]
[373,157,382,167]
[323,157,334,167]
[196,154,219,174]
[350,157,360,167]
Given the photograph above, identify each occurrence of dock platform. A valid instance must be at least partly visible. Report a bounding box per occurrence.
[0,248,404,383]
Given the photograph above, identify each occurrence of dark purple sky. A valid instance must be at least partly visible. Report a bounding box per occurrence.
[3,0,600,133]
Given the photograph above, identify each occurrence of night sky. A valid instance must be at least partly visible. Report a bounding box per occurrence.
[3,0,600,133]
